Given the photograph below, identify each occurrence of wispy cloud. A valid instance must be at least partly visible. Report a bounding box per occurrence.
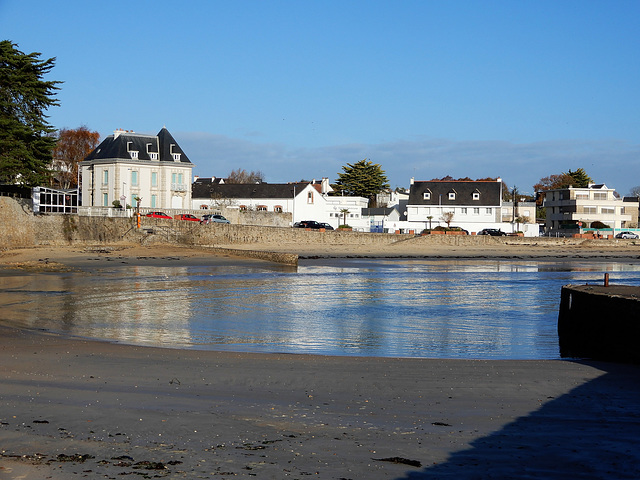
[179,132,640,195]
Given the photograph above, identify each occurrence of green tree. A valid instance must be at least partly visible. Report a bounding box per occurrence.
[566,168,593,188]
[333,159,389,206]
[0,40,61,186]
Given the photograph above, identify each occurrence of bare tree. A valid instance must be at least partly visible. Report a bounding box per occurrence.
[51,126,100,188]
[440,211,455,228]
[227,168,264,184]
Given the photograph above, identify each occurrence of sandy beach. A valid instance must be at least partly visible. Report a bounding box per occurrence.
[1,243,640,479]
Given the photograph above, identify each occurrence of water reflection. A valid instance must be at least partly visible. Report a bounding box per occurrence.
[1,259,639,359]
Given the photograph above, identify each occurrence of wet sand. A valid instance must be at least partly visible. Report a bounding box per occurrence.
[1,244,640,478]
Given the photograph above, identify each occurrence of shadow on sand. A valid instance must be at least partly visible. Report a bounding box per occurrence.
[397,360,640,479]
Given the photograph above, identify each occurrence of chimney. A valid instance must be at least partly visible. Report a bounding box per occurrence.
[321,177,329,194]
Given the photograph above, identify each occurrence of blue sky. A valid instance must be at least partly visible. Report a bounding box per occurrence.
[2,0,639,195]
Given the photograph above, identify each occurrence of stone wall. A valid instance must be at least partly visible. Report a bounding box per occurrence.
[0,196,612,251]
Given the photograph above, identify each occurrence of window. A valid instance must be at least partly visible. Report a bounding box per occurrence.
[151,195,157,208]
[473,192,480,200]
[178,173,183,184]
[423,192,431,200]
[239,205,247,211]
[583,206,597,214]
[130,151,138,159]
[257,205,267,211]
[131,171,138,186]
[173,153,181,162]
[102,193,108,206]
[448,192,456,200]
[575,193,588,199]
[307,192,314,203]
[102,170,109,185]
[486,208,492,214]
[601,207,615,214]
[274,205,283,213]
[151,172,158,187]
[461,208,467,214]
[171,173,176,184]
[593,192,607,200]
[473,208,480,215]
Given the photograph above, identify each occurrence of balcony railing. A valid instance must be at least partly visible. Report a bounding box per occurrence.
[171,183,187,192]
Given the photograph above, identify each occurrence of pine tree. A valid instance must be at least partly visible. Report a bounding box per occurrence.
[566,168,593,188]
[0,40,61,186]
[333,159,389,205]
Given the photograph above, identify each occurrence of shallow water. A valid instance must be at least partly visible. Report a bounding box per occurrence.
[2,258,640,359]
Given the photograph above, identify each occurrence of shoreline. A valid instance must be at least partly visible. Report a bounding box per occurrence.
[2,244,640,478]
[1,240,640,270]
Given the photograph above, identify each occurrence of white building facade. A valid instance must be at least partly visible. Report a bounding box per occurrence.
[79,128,194,211]
[191,177,370,230]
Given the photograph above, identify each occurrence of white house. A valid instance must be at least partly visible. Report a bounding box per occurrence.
[405,178,503,232]
[191,177,370,230]
[79,128,194,210]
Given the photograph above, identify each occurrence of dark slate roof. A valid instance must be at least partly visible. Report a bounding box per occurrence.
[83,128,192,164]
[192,181,310,200]
[362,207,397,216]
[408,181,502,206]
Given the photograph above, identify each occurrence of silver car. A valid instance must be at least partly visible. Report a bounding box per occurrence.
[201,214,230,224]
[615,231,639,239]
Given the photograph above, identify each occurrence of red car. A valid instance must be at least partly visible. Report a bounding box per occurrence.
[175,214,200,222]
[145,211,172,219]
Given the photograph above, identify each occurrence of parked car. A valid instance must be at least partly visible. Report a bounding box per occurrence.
[477,228,506,236]
[615,231,639,239]
[146,211,172,219]
[450,226,469,235]
[201,214,230,224]
[294,220,325,229]
[319,222,334,230]
[175,214,200,222]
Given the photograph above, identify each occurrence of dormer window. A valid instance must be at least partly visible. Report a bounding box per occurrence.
[423,192,431,200]
[147,143,158,160]
[472,191,480,200]
[448,191,456,200]
[170,144,181,162]
[126,141,138,159]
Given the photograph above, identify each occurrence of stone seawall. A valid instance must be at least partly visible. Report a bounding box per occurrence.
[558,284,640,363]
[0,196,609,251]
